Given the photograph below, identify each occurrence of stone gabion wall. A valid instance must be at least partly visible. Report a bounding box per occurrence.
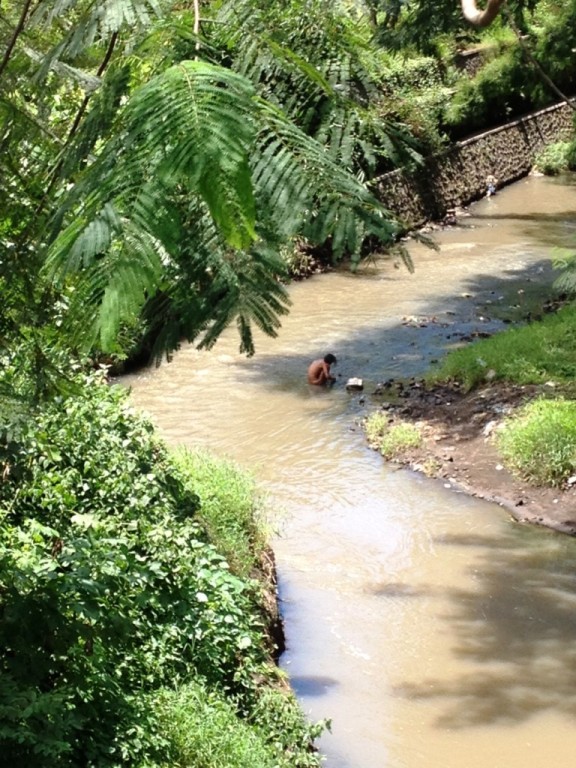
[375,101,575,229]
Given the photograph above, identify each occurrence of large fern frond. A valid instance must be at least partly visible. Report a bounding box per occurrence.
[45,61,263,352]
[132,205,291,361]
[30,0,163,59]
[253,99,400,262]
[47,60,258,266]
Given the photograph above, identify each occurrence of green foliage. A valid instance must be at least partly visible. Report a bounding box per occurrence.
[364,410,391,445]
[150,681,324,768]
[529,0,576,102]
[443,47,532,135]
[209,0,424,175]
[2,0,411,374]
[443,1,576,137]
[150,683,278,768]
[0,373,276,765]
[374,0,537,54]
[44,60,291,359]
[533,141,574,175]
[364,412,422,459]
[379,423,423,459]
[249,685,329,768]
[427,304,576,390]
[497,397,576,485]
[171,448,267,579]
[566,138,576,171]
[551,247,576,298]
[374,54,455,151]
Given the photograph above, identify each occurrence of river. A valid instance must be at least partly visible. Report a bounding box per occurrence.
[123,174,576,768]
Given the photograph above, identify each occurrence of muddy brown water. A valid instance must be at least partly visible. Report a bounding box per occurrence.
[123,175,576,768]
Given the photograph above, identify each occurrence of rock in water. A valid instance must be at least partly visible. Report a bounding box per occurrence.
[346,377,364,391]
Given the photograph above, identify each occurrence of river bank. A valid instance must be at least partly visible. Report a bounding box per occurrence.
[368,377,576,536]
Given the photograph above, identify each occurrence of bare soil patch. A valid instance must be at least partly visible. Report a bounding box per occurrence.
[373,379,576,536]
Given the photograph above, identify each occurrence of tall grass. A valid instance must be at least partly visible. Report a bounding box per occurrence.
[497,398,576,486]
[150,681,324,768]
[364,411,422,459]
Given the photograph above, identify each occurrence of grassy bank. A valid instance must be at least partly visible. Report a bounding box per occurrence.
[380,301,576,489]
[426,302,576,488]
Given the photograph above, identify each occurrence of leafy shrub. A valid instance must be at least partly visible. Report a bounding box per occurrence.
[375,54,454,153]
[533,141,573,175]
[444,49,532,137]
[496,397,576,486]
[0,374,270,766]
[249,685,330,768]
[565,138,576,171]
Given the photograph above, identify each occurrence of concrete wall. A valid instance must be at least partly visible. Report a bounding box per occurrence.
[374,101,575,229]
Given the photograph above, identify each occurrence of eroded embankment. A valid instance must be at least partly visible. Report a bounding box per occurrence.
[367,378,576,536]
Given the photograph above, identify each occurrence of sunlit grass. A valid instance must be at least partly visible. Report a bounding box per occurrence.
[151,681,325,768]
[497,398,576,486]
[427,304,576,391]
[171,448,268,578]
[365,412,422,460]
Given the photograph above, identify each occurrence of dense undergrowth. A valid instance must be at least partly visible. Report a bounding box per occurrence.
[0,371,324,767]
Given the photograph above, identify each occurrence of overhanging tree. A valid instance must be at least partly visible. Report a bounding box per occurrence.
[1,0,413,377]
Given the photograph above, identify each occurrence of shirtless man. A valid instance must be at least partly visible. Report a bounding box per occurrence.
[307,353,337,385]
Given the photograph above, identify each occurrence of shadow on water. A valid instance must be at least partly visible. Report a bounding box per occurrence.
[224,255,560,406]
[369,581,428,599]
[466,211,576,224]
[290,675,340,698]
[394,524,576,729]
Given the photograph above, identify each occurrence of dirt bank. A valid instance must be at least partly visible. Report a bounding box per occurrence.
[368,379,576,537]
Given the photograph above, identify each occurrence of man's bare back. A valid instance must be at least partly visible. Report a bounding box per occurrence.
[307,354,337,385]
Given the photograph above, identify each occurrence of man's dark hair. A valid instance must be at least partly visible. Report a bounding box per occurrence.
[324,353,337,365]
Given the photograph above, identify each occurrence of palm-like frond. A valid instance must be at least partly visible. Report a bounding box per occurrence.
[30,0,163,58]
[132,206,292,360]
[212,0,421,172]
[4,0,419,366]
[48,60,258,262]
[45,60,262,352]
[253,99,400,264]
[45,44,407,355]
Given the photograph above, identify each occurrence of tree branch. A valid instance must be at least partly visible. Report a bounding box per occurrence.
[461,0,506,28]
[194,0,201,57]
[504,9,576,112]
[27,32,119,238]
[0,0,35,80]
